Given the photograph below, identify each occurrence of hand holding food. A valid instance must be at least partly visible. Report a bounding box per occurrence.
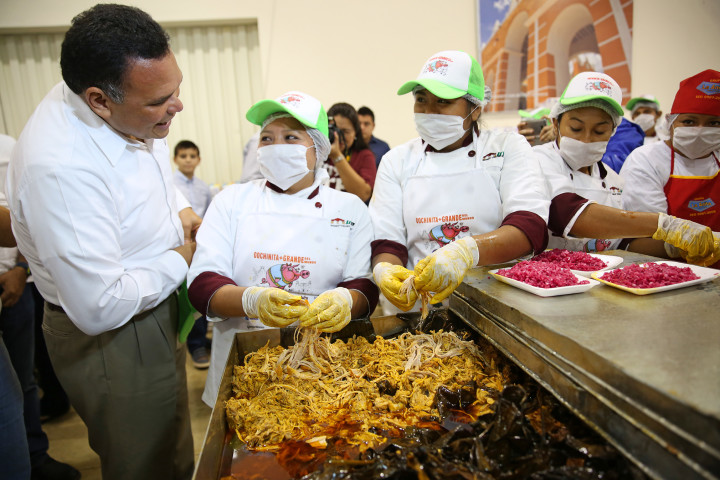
[413,236,479,303]
[242,286,308,328]
[652,213,715,258]
[299,287,352,333]
[373,262,418,311]
[683,232,720,267]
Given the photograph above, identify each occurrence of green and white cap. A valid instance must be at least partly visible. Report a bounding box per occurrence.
[519,107,551,119]
[625,94,660,113]
[246,91,328,136]
[397,50,485,100]
[558,71,623,116]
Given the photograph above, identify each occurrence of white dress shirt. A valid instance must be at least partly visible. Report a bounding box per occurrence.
[6,82,188,335]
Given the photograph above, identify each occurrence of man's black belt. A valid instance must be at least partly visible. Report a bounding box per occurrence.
[46,302,66,314]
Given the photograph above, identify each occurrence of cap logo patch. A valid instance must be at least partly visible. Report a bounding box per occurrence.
[697,81,720,96]
[423,56,452,76]
[585,78,613,96]
[279,94,304,106]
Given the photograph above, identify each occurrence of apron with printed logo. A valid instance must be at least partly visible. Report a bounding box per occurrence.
[402,135,503,268]
[204,188,349,405]
[663,150,720,230]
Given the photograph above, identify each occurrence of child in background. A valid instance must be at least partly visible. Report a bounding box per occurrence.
[173,140,213,217]
[173,140,212,369]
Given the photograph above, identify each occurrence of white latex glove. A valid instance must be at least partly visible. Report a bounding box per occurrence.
[373,262,417,311]
[652,213,715,258]
[298,287,352,333]
[413,236,480,304]
[242,286,308,328]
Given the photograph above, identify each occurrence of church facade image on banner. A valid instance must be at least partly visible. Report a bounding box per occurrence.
[479,0,633,113]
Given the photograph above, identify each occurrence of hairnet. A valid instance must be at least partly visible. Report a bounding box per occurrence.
[261,112,331,174]
[630,100,660,115]
[412,85,491,115]
[464,85,492,108]
[550,98,621,129]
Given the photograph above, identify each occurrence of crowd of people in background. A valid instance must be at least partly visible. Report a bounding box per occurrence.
[0,3,718,480]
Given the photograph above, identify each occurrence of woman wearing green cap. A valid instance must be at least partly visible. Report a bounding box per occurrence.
[369,50,551,312]
[187,91,378,406]
[626,94,664,145]
[536,71,717,263]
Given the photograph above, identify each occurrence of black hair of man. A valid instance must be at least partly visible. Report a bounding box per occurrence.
[174,140,200,157]
[357,106,375,123]
[60,3,170,104]
[327,103,369,153]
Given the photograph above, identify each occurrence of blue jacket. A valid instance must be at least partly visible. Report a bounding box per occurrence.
[602,118,645,173]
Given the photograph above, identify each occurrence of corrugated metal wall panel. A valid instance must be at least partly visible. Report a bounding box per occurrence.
[166,24,262,186]
[0,23,261,186]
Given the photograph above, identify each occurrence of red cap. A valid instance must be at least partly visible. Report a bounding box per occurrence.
[670,69,720,115]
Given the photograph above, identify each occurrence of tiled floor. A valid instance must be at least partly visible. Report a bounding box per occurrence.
[42,352,212,479]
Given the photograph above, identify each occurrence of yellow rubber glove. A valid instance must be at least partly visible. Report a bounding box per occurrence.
[684,232,720,267]
[298,287,353,333]
[413,236,480,304]
[373,262,417,311]
[652,213,715,258]
[242,286,308,328]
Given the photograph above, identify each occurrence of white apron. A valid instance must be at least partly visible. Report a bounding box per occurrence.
[203,187,349,406]
[548,162,624,252]
[403,136,502,269]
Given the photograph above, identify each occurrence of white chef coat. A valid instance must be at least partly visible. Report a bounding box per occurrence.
[188,170,374,406]
[620,141,720,213]
[5,82,188,335]
[369,129,550,269]
[535,141,625,251]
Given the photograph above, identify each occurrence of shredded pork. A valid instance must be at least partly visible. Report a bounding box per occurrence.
[226,329,506,450]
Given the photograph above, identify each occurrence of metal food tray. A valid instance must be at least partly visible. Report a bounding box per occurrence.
[193,317,406,479]
[194,251,720,479]
[451,250,720,480]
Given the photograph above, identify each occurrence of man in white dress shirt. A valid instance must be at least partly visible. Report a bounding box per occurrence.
[5,5,199,479]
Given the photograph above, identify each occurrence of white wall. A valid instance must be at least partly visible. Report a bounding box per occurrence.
[631,0,720,116]
[0,0,479,148]
[1,0,718,143]
[482,0,720,131]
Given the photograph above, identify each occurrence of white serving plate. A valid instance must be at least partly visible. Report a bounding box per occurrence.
[489,268,601,297]
[568,254,624,278]
[590,260,720,295]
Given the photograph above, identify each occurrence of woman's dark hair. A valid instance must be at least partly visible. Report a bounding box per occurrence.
[327,103,369,153]
[60,4,170,103]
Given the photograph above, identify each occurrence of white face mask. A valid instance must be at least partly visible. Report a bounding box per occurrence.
[557,136,608,170]
[257,144,313,190]
[413,106,479,150]
[672,126,720,159]
[634,113,656,132]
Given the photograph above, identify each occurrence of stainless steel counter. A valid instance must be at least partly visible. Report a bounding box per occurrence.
[450,250,720,480]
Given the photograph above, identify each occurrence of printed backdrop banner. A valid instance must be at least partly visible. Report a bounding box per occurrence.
[478,0,633,113]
